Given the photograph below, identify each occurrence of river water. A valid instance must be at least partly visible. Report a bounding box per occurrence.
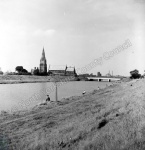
[0,81,111,112]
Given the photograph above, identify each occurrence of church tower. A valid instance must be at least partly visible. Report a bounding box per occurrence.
[40,47,47,74]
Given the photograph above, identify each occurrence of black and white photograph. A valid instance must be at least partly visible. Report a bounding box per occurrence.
[0,0,145,149]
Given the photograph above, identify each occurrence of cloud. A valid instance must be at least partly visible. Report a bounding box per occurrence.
[34,29,56,37]
[45,29,56,36]
[134,0,145,3]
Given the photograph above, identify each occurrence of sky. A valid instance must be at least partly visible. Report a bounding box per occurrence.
[0,0,145,76]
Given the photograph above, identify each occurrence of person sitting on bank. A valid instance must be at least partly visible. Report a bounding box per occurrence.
[82,91,86,95]
[46,95,50,103]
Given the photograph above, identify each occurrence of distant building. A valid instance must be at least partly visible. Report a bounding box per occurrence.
[89,73,96,77]
[31,47,77,76]
[48,65,77,76]
[106,71,112,77]
[97,72,102,77]
[39,48,47,75]
[31,67,39,75]
[66,66,77,76]
[31,47,47,75]
[106,71,114,77]
[106,73,111,77]
[48,65,66,76]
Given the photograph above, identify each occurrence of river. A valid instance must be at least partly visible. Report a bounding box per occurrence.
[0,81,112,112]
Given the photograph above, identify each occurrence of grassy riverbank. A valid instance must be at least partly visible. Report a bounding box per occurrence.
[0,79,145,150]
[0,75,78,84]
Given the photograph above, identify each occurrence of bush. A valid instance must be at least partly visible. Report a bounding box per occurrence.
[130,69,141,79]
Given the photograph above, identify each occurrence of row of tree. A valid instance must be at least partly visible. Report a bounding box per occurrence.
[15,66,30,75]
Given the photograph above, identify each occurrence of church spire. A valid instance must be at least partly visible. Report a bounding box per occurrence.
[41,47,45,59]
[40,47,47,74]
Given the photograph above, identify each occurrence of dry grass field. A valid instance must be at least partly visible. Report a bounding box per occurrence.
[0,79,145,150]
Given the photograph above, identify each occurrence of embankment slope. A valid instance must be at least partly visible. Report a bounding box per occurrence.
[0,79,145,150]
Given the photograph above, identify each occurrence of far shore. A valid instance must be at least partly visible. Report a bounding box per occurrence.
[0,80,50,84]
[0,75,129,84]
[0,75,131,84]
[0,75,80,84]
